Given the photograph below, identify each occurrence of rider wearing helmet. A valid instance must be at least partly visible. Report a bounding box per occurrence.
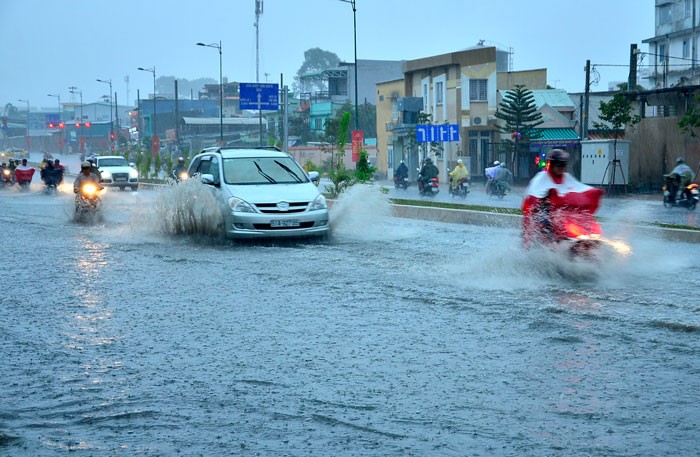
[448,158,469,191]
[172,156,188,181]
[664,157,695,202]
[74,161,102,193]
[521,149,603,245]
[418,157,439,192]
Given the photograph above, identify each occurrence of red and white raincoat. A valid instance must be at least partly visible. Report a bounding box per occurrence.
[521,169,604,247]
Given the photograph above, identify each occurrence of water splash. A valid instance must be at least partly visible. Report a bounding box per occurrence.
[131,180,224,238]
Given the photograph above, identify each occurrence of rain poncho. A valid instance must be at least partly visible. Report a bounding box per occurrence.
[521,169,604,246]
[449,163,468,189]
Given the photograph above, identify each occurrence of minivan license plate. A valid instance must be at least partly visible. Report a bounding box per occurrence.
[271,219,300,227]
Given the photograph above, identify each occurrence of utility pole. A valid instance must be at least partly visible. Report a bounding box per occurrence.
[583,60,590,140]
[628,44,638,92]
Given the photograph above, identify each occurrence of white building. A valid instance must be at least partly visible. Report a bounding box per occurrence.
[643,0,700,88]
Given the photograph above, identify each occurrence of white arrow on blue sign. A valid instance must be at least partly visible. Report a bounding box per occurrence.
[416,124,459,143]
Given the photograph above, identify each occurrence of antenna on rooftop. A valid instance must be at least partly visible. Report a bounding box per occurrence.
[255,0,263,83]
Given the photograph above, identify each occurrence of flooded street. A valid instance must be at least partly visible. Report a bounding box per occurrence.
[1,183,698,456]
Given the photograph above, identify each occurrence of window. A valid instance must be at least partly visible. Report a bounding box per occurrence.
[658,4,672,25]
[469,79,487,101]
[660,44,666,63]
[686,0,692,17]
[683,40,690,59]
[435,81,444,104]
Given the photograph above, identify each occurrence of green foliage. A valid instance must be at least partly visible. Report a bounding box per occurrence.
[495,84,544,142]
[679,94,700,137]
[593,93,640,135]
[354,149,376,182]
[324,111,355,198]
[153,154,163,178]
[294,48,341,95]
[304,159,318,172]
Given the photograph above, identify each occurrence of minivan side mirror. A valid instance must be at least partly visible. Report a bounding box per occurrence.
[200,173,217,185]
[308,170,320,185]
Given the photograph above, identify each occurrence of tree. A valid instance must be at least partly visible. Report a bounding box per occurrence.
[593,93,640,154]
[679,93,700,137]
[355,149,376,183]
[294,48,341,95]
[495,85,544,172]
[324,111,355,198]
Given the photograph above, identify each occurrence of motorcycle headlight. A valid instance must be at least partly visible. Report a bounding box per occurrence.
[310,194,327,211]
[227,196,255,213]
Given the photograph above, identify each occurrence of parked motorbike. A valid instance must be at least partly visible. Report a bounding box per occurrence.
[663,182,699,210]
[419,177,440,197]
[394,175,408,190]
[448,178,469,198]
[74,182,103,222]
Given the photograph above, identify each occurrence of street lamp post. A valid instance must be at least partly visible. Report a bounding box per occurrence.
[137,67,157,152]
[69,86,84,157]
[17,99,30,153]
[96,78,114,151]
[197,41,223,144]
[340,0,359,131]
[47,93,63,154]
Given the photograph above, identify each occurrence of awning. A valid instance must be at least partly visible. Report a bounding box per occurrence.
[532,128,580,141]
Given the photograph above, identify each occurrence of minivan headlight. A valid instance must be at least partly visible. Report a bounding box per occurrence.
[310,194,327,210]
[129,168,138,179]
[228,196,255,213]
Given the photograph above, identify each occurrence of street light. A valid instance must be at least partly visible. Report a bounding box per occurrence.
[340,0,359,131]
[47,93,63,154]
[196,41,224,143]
[17,99,30,153]
[96,78,114,150]
[69,86,84,156]
[137,66,157,148]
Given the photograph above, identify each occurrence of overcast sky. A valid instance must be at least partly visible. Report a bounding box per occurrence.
[1,0,655,111]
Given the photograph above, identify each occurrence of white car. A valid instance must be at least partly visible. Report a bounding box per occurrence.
[187,147,329,239]
[95,155,139,191]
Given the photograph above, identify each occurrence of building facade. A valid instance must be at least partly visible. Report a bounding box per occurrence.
[644,0,700,88]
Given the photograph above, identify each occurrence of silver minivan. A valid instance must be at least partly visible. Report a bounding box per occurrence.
[187,147,329,239]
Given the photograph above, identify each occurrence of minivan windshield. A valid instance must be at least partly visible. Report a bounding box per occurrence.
[223,157,309,185]
[98,157,129,167]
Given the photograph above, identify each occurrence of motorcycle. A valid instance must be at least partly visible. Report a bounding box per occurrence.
[523,186,606,259]
[14,168,34,192]
[1,168,13,188]
[394,175,408,190]
[486,179,508,199]
[663,182,699,210]
[419,177,440,197]
[448,178,469,198]
[74,182,103,222]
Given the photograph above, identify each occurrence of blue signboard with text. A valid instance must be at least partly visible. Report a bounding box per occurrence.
[239,82,279,110]
[416,124,459,143]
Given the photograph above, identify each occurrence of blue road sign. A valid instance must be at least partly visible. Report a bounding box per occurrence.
[416,124,459,143]
[239,82,279,110]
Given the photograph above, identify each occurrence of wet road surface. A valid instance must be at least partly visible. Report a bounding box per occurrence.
[1,183,698,456]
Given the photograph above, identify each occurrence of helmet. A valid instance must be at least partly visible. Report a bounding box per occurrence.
[177,157,185,163]
[400,160,404,164]
[425,157,432,163]
[500,162,506,167]
[493,160,500,166]
[547,149,569,164]
[81,161,92,169]
[457,159,463,164]
[676,157,685,164]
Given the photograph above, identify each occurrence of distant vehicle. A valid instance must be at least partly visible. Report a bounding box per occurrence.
[95,155,139,191]
[187,146,330,239]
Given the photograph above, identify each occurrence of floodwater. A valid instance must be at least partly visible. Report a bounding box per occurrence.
[1,181,698,457]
